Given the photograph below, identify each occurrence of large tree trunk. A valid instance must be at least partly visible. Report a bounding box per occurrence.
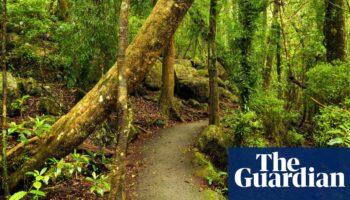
[324,0,347,62]
[109,0,131,199]
[1,0,10,197]
[208,0,219,125]
[159,35,176,119]
[263,0,279,90]
[57,0,69,20]
[1,0,194,191]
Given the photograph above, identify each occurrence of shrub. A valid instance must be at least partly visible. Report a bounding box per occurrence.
[285,130,305,147]
[313,105,350,147]
[249,92,300,146]
[221,110,264,147]
[307,62,350,104]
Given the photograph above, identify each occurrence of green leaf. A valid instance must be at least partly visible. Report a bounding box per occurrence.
[40,167,47,175]
[86,177,93,182]
[19,134,28,143]
[29,190,46,197]
[328,138,343,146]
[96,187,104,196]
[35,175,44,181]
[33,181,42,190]
[9,191,27,200]
[92,171,97,179]
[43,175,50,184]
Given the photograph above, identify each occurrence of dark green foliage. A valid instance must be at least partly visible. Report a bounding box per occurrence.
[57,0,118,89]
[234,0,267,108]
[307,62,350,104]
[221,109,265,147]
[314,105,350,147]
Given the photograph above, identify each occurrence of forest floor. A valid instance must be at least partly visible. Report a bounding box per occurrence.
[133,121,208,200]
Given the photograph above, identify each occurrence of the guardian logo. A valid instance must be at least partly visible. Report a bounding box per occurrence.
[234,152,345,188]
[229,148,350,200]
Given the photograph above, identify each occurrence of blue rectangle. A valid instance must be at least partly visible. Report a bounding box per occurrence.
[229,148,350,200]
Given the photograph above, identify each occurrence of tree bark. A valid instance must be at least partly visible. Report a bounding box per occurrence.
[159,35,176,119]
[109,0,131,199]
[263,0,279,90]
[57,0,69,20]
[1,0,194,191]
[324,0,347,62]
[1,0,10,197]
[208,0,219,125]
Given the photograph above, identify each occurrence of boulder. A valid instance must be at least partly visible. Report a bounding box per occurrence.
[198,125,231,169]
[216,61,228,79]
[18,77,42,96]
[187,99,208,111]
[219,87,239,103]
[0,73,22,117]
[144,60,162,90]
[175,64,209,102]
[39,97,63,116]
[0,72,21,99]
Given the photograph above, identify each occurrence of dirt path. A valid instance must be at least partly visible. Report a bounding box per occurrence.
[135,120,208,200]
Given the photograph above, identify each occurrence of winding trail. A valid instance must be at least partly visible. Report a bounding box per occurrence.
[136,120,208,200]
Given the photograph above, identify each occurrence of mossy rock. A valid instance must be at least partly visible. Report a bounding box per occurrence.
[0,73,22,116]
[175,73,209,103]
[202,189,226,200]
[187,99,208,111]
[219,87,239,103]
[175,59,194,69]
[198,125,231,169]
[143,91,160,102]
[197,69,209,77]
[18,77,42,96]
[144,60,162,90]
[39,97,63,116]
[0,72,20,99]
[193,151,228,192]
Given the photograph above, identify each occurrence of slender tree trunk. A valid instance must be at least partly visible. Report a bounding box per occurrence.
[0,0,194,191]
[49,0,55,14]
[208,0,219,125]
[263,0,279,90]
[57,0,69,20]
[1,0,9,197]
[109,0,131,199]
[159,35,176,118]
[324,0,347,62]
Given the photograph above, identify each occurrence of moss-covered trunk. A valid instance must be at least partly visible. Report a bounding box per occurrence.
[208,0,219,125]
[1,0,10,197]
[324,0,347,62]
[263,0,279,90]
[159,35,176,118]
[1,0,194,191]
[57,0,69,20]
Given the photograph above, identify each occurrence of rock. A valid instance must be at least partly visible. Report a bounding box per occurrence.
[143,91,160,102]
[187,99,208,111]
[144,60,162,90]
[192,150,227,192]
[175,63,209,102]
[216,61,227,79]
[39,97,63,116]
[8,32,21,47]
[0,72,20,100]
[219,87,239,103]
[198,125,231,169]
[197,69,209,77]
[175,59,194,69]
[0,73,22,116]
[18,77,42,96]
